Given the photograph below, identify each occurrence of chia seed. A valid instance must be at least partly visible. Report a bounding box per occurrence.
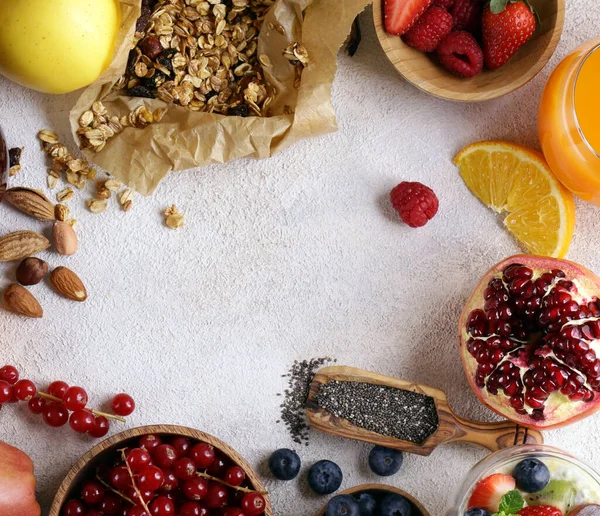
[314,380,439,445]
[278,357,335,445]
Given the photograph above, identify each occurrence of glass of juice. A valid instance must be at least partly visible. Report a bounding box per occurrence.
[539,39,600,205]
[446,445,600,515]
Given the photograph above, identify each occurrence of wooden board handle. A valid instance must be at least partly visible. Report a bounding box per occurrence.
[447,414,544,451]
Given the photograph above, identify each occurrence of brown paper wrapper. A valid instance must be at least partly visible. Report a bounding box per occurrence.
[69,0,370,195]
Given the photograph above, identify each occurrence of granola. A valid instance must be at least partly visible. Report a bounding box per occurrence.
[164,204,185,229]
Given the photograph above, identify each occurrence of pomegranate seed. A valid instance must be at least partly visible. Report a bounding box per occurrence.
[524,392,545,409]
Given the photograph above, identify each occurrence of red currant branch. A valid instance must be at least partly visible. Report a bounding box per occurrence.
[196,471,269,495]
[95,473,135,505]
[120,449,152,515]
[38,392,127,423]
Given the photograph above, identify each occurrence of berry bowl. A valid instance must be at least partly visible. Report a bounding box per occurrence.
[446,444,600,515]
[49,424,273,516]
[317,484,430,515]
[372,0,565,101]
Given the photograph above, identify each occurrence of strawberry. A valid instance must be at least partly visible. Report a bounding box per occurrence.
[518,506,563,516]
[482,0,537,69]
[467,473,517,512]
[384,0,434,36]
[403,6,453,52]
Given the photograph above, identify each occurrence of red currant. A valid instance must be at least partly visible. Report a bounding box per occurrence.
[126,448,152,472]
[0,381,13,404]
[81,480,105,504]
[0,365,19,385]
[179,502,209,516]
[149,495,175,516]
[48,380,69,399]
[63,386,88,411]
[112,393,135,416]
[63,499,85,516]
[109,465,132,490]
[241,493,266,515]
[43,402,69,427]
[28,396,45,415]
[225,466,245,487]
[123,486,153,505]
[206,455,228,477]
[127,507,150,516]
[139,434,162,452]
[85,510,103,516]
[189,443,216,469]
[69,410,95,433]
[88,415,110,438]
[224,509,245,516]
[138,465,165,491]
[182,477,208,501]
[159,470,178,493]
[99,492,122,515]
[173,457,197,480]
[170,436,190,457]
[152,444,177,469]
[13,379,36,401]
[204,482,228,509]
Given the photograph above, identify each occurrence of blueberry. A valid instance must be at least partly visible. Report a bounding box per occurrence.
[512,458,551,493]
[377,494,412,516]
[355,492,377,515]
[268,449,301,481]
[307,460,343,495]
[326,495,360,516]
[464,510,491,516]
[368,446,404,477]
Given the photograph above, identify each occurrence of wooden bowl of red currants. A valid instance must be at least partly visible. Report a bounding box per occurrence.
[50,424,273,516]
[317,484,430,516]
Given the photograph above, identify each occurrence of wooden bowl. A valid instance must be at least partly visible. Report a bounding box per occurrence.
[49,424,273,516]
[317,484,430,516]
[373,0,565,101]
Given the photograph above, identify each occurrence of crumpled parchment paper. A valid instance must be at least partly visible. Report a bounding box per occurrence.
[69,0,371,195]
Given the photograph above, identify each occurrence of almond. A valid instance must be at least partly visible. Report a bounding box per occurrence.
[53,221,78,256]
[0,231,50,262]
[50,267,87,302]
[5,187,55,221]
[4,284,43,318]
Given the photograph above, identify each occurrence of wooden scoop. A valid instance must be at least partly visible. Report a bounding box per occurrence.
[306,366,543,456]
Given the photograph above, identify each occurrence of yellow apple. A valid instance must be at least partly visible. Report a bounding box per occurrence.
[0,0,121,94]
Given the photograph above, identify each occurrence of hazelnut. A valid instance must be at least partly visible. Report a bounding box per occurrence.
[140,36,163,60]
[16,258,48,286]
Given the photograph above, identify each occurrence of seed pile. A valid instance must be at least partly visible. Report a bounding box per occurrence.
[314,380,439,445]
[277,357,335,445]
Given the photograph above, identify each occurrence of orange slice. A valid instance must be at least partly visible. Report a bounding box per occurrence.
[454,141,575,258]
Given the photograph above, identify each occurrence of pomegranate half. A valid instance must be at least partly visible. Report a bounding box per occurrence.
[459,255,600,429]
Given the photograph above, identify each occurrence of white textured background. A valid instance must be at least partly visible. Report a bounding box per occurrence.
[0,3,599,514]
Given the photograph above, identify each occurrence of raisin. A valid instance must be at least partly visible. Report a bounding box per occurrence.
[127,85,156,99]
[228,104,250,117]
[8,148,22,168]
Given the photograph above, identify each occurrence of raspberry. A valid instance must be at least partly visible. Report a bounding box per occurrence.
[403,6,453,52]
[433,0,454,10]
[390,182,439,228]
[451,0,483,33]
[518,506,562,516]
[437,31,483,78]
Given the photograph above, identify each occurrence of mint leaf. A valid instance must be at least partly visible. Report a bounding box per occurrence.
[492,512,518,516]
[498,490,525,514]
[490,0,509,14]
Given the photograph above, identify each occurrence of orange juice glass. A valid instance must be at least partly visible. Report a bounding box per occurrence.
[539,38,600,205]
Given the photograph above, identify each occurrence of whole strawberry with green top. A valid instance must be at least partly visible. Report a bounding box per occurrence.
[482,0,537,69]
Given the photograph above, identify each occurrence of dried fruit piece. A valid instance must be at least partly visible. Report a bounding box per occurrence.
[5,187,55,221]
[0,231,50,263]
[164,205,184,229]
[16,258,49,286]
[50,267,87,302]
[4,284,43,318]
[53,221,78,256]
[9,147,22,177]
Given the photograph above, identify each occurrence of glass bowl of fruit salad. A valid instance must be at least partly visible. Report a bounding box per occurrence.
[49,424,272,516]
[447,444,600,516]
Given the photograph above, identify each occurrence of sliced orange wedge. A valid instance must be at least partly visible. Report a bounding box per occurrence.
[454,141,575,258]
